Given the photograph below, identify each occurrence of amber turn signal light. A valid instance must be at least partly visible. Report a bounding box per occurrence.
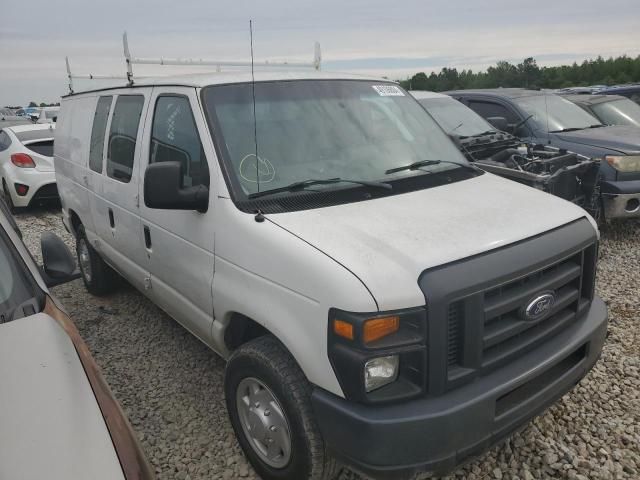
[363,316,400,343]
[333,319,354,340]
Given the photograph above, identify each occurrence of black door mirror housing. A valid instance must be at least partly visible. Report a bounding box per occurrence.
[144,161,209,212]
[40,232,81,287]
[486,116,510,133]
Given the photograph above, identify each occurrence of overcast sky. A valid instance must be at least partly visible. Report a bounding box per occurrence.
[1,0,639,106]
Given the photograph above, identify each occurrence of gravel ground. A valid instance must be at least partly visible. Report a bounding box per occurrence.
[15,208,639,480]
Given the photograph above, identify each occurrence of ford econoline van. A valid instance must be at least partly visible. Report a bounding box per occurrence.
[55,71,608,480]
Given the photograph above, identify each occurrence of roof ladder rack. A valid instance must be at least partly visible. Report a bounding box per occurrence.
[122,32,321,86]
[66,32,321,93]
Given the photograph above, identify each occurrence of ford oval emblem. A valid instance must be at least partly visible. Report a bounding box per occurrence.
[523,292,556,321]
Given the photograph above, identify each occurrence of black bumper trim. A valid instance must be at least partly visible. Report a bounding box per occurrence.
[312,297,607,479]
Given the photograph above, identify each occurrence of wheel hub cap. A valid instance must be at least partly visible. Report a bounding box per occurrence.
[236,377,292,468]
[78,240,92,282]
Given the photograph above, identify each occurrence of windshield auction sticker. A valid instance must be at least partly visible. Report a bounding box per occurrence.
[372,85,405,96]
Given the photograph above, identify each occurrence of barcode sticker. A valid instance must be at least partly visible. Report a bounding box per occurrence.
[372,85,405,96]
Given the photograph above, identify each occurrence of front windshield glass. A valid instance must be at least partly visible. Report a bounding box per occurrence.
[592,98,640,127]
[419,97,495,136]
[203,80,468,198]
[513,94,601,132]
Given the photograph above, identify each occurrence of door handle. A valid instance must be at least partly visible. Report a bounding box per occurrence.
[108,208,115,228]
[143,225,152,249]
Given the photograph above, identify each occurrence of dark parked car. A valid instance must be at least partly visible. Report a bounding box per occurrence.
[596,84,640,105]
[411,91,602,219]
[446,89,640,220]
[561,94,640,128]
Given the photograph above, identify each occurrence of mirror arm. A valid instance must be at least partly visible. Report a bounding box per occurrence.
[39,266,82,288]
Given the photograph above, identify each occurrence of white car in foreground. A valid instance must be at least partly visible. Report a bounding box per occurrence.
[0,198,154,480]
[0,124,58,211]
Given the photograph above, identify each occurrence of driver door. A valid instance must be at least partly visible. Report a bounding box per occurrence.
[137,87,216,344]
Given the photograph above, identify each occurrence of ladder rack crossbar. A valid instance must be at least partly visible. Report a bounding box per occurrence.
[130,56,316,68]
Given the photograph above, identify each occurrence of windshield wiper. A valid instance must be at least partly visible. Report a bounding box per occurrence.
[588,124,606,129]
[385,159,480,175]
[549,127,587,133]
[248,177,392,199]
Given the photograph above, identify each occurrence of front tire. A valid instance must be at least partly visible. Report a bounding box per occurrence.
[225,336,337,480]
[76,224,119,295]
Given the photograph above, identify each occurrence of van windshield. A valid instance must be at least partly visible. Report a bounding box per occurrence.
[202,80,470,205]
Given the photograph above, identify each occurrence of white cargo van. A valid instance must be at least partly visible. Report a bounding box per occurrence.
[55,70,608,480]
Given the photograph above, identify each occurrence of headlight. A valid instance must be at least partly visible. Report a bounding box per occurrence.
[364,355,399,392]
[605,155,640,172]
[327,307,427,404]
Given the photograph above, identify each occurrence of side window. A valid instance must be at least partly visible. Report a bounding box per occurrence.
[150,95,209,188]
[89,96,112,173]
[0,131,11,151]
[107,95,144,183]
[467,100,519,124]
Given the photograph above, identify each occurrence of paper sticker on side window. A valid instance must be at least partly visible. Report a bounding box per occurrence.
[372,85,405,97]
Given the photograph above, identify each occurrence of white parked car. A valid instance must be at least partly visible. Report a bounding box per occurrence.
[55,71,608,480]
[0,198,154,480]
[0,124,58,211]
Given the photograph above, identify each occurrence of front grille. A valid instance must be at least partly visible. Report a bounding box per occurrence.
[419,218,598,396]
[445,242,597,381]
[447,302,463,367]
[480,250,588,371]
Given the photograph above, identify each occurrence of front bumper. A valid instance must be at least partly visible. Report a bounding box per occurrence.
[312,296,608,479]
[601,179,640,219]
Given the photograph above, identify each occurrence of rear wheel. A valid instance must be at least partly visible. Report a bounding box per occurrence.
[2,179,22,214]
[225,336,338,480]
[76,224,119,295]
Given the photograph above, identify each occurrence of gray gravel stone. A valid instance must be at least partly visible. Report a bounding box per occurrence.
[14,208,640,480]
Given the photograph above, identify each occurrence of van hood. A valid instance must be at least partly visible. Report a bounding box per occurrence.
[269,173,592,311]
[553,125,640,154]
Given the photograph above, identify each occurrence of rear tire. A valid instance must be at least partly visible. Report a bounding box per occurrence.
[76,224,119,295]
[225,335,338,480]
[2,179,22,214]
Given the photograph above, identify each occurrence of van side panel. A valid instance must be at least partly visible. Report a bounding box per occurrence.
[55,95,98,236]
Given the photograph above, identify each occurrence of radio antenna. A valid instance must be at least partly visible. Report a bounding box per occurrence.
[250,20,260,193]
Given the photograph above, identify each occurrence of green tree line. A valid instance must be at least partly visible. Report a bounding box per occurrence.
[399,55,640,92]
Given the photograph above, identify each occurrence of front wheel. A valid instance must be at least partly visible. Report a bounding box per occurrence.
[76,225,119,295]
[225,336,338,480]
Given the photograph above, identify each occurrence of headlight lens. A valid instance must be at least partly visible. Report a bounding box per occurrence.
[328,307,427,403]
[605,155,640,172]
[364,355,399,392]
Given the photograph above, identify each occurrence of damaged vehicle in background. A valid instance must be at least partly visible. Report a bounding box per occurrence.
[560,93,640,128]
[446,88,640,221]
[0,198,154,480]
[411,91,602,220]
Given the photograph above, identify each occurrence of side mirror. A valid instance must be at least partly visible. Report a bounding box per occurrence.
[486,116,510,132]
[144,161,209,212]
[40,232,81,287]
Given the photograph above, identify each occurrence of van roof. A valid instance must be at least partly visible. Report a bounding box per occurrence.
[64,70,392,97]
[409,91,449,100]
